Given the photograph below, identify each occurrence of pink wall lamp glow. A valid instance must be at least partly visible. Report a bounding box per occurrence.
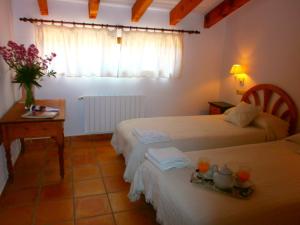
[230,64,248,86]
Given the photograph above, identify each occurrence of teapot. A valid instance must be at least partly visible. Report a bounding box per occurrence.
[203,164,218,179]
[213,164,234,190]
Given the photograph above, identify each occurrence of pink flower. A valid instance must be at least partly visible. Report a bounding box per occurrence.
[0,41,57,86]
[7,41,18,49]
[28,44,39,55]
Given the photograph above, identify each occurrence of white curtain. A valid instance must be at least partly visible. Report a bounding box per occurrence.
[35,24,183,78]
[35,24,119,77]
[118,31,183,78]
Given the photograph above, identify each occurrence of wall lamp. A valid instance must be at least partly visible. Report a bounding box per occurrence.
[230,64,247,86]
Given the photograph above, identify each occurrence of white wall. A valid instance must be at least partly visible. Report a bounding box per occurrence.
[0,0,21,194]
[11,0,226,136]
[219,0,300,128]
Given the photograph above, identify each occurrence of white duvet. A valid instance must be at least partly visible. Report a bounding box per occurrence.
[112,115,269,182]
[130,140,300,225]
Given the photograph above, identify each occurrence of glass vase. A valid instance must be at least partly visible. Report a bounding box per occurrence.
[23,84,35,110]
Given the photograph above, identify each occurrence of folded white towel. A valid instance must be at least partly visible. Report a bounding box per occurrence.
[147,147,190,164]
[145,147,190,171]
[132,128,170,144]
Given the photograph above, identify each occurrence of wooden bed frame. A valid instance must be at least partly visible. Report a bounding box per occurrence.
[241,84,298,134]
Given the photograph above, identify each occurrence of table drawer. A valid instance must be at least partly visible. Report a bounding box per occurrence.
[6,122,62,139]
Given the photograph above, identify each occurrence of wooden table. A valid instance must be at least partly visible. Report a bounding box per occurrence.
[0,99,65,181]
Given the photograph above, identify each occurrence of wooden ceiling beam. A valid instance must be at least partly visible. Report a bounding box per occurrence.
[132,0,153,22]
[204,0,251,28]
[170,0,203,26]
[37,0,48,16]
[89,0,100,19]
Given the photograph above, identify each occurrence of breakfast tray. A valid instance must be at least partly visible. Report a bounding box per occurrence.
[190,171,254,199]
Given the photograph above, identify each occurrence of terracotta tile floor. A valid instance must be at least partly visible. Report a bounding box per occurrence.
[0,136,159,225]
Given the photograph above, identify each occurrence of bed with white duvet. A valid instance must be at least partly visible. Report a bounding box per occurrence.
[129,136,300,225]
[113,114,270,182]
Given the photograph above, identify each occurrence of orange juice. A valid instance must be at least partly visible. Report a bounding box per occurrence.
[198,161,210,173]
[237,170,250,182]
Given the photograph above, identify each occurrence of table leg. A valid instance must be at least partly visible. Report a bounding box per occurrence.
[54,134,65,178]
[3,139,14,181]
[58,143,65,178]
[20,138,25,154]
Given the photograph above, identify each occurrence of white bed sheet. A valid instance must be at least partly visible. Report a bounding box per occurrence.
[112,115,268,182]
[130,140,300,225]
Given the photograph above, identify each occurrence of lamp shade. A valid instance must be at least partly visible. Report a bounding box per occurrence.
[230,64,243,74]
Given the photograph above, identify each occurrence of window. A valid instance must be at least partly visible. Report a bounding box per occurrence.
[35,24,183,78]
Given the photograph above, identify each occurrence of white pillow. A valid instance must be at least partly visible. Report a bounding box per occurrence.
[285,133,300,145]
[223,107,234,115]
[252,112,289,140]
[224,101,260,127]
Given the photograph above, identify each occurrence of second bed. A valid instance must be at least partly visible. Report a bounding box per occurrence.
[112,84,297,182]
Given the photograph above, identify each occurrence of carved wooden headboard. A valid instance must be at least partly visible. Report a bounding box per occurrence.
[241,84,298,134]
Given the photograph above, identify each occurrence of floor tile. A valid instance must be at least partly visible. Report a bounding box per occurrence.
[5,171,40,191]
[95,151,124,164]
[94,146,115,155]
[72,153,97,166]
[100,162,125,177]
[91,134,112,142]
[41,167,72,186]
[50,221,74,225]
[108,191,147,212]
[75,195,111,219]
[0,188,38,208]
[20,151,46,163]
[15,156,45,173]
[47,140,61,149]
[92,140,112,148]
[45,157,73,170]
[40,182,73,201]
[46,149,72,160]
[76,214,115,225]
[114,208,159,225]
[74,178,106,197]
[72,147,95,156]
[0,136,158,225]
[0,204,34,225]
[73,164,101,181]
[35,199,74,225]
[71,140,93,149]
[103,176,130,193]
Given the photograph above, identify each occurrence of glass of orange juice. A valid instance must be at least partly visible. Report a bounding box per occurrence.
[197,158,210,174]
[236,166,251,183]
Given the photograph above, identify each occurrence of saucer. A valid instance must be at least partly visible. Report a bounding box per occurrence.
[234,180,252,189]
[203,173,213,180]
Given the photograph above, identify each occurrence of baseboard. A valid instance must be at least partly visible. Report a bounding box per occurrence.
[68,133,113,141]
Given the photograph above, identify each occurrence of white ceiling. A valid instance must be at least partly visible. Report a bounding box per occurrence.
[58,0,224,14]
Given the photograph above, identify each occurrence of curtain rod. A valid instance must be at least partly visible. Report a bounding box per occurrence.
[19,17,200,35]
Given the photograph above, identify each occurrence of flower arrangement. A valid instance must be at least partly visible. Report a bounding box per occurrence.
[0,41,56,109]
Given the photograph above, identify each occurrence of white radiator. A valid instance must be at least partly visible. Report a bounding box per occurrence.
[80,95,145,133]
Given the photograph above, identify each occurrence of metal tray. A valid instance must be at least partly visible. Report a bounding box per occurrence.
[190,171,254,199]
